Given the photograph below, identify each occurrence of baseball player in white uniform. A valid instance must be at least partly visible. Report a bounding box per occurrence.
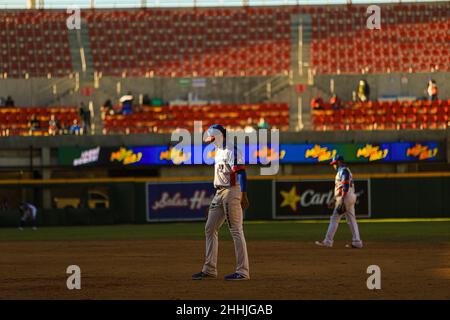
[315,155,363,248]
[19,202,38,231]
[192,124,250,280]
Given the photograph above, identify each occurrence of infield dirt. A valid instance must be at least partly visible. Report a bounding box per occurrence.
[1,240,449,299]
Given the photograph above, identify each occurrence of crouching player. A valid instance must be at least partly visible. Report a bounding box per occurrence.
[19,202,38,231]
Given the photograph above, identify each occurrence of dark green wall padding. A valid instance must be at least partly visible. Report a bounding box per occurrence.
[0,177,449,227]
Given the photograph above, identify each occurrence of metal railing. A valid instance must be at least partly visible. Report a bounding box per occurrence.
[0,0,446,9]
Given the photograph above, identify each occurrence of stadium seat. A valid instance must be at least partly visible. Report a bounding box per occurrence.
[312,100,449,132]
[309,3,449,74]
[0,107,80,136]
[0,11,73,78]
[103,103,289,134]
[84,7,292,77]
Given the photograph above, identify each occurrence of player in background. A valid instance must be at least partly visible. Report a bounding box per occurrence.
[192,124,250,280]
[315,155,363,248]
[19,202,38,231]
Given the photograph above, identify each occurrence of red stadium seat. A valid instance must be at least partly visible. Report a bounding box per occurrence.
[1,11,72,78]
[0,106,80,136]
[312,99,449,132]
[103,103,289,134]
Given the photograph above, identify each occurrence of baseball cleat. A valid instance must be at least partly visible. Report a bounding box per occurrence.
[345,243,363,249]
[224,273,249,281]
[191,271,216,280]
[315,240,332,248]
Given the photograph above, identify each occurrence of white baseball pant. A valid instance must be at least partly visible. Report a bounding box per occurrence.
[323,193,363,248]
[202,185,250,278]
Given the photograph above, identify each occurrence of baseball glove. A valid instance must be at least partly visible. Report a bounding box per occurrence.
[327,198,336,209]
[335,202,346,215]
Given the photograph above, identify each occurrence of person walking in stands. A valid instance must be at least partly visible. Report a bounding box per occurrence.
[79,103,91,135]
[357,80,370,102]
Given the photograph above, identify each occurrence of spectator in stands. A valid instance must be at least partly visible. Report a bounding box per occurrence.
[5,96,15,107]
[48,114,60,136]
[69,119,82,135]
[28,115,41,135]
[257,117,270,130]
[79,103,91,135]
[330,94,342,110]
[427,79,438,101]
[142,94,151,106]
[113,104,122,114]
[357,80,370,102]
[103,99,114,115]
[244,118,257,133]
[311,96,324,110]
[120,91,134,115]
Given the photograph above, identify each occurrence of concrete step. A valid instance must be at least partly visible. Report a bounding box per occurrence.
[67,29,82,72]
[79,19,95,80]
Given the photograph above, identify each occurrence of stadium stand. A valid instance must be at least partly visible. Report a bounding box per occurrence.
[0,3,448,135]
[1,3,448,79]
[310,3,449,74]
[102,103,289,134]
[83,3,449,77]
[0,11,72,78]
[0,107,80,136]
[84,8,291,77]
[312,99,450,131]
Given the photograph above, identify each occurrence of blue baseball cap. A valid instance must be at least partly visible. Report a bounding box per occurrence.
[204,124,226,143]
[330,154,344,165]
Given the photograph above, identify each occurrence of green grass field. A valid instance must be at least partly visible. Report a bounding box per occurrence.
[1,220,449,243]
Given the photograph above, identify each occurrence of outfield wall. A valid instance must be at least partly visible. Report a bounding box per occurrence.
[0,173,449,227]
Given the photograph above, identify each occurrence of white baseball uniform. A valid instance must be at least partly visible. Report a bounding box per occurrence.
[201,144,250,278]
[323,165,363,247]
[21,203,37,221]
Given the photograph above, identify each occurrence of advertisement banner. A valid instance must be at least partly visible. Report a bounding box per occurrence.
[58,141,443,167]
[274,179,370,219]
[146,181,215,222]
[279,142,442,164]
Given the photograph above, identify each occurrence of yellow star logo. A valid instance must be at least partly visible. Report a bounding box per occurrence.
[280,186,301,211]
